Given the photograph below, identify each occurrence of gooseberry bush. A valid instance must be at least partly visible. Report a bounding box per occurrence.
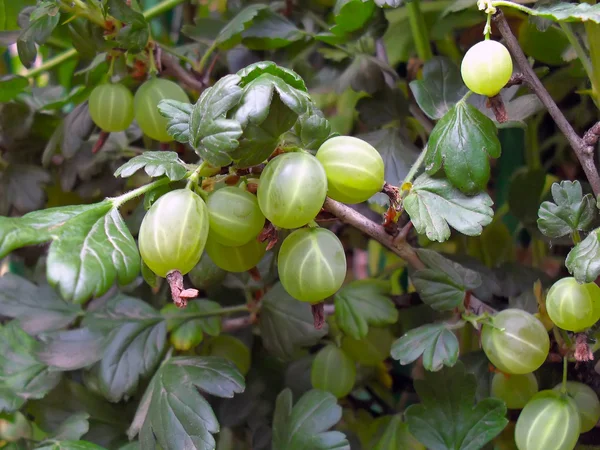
[2,0,600,449]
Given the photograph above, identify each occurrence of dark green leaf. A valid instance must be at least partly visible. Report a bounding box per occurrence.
[157,100,192,143]
[162,299,222,344]
[0,76,28,102]
[0,321,62,412]
[391,323,460,371]
[538,180,596,238]
[272,388,349,450]
[412,249,481,310]
[373,415,423,450]
[532,3,600,23]
[0,273,81,335]
[237,61,307,92]
[359,128,419,206]
[331,0,376,36]
[566,227,600,283]
[114,151,188,181]
[17,3,60,67]
[294,110,334,150]
[189,74,243,167]
[468,87,542,128]
[35,441,107,450]
[337,55,396,94]
[23,85,87,112]
[334,280,398,340]
[357,86,408,129]
[259,283,328,359]
[405,362,508,450]
[215,4,269,50]
[107,0,149,52]
[45,203,141,303]
[409,57,467,120]
[404,173,494,242]
[129,356,245,450]
[83,295,166,402]
[426,102,501,193]
[49,413,90,441]
[37,328,107,371]
[0,164,51,214]
[508,168,546,226]
[241,8,305,50]
[61,102,96,159]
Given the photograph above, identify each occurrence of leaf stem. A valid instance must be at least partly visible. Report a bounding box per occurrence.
[561,356,568,393]
[402,146,428,186]
[572,230,582,244]
[197,42,217,74]
[163,304,249,320]
[158,44,196,68]
[111,176,182,207]
[406,0,433,61]
[143,0,187,21]
[59,0,107,28]
[490,1,535,15]
[560,23,595,96]
[25,48,78,78]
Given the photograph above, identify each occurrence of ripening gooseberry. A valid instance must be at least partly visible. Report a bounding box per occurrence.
[311,345,356,398]
[257,152,327,229]
[546,277,600,332]
[316,136,385,204]
[134,78,189,142]
[88,83,134,132]
[491,372,539,410]
[515,390,580,450]
[460,40,513,97]
[138,189,209,278]
[206,187,265,246]
[481,309,550,375]
[277,227,346,303]
[553,381,600,433]
[204,236,267,273]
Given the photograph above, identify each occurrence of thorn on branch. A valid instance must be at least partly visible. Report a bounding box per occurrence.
[166,270,198,308]
[487,94,508,124]
[506,72,525,87]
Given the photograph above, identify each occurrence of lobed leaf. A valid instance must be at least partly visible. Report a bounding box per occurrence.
[391,323,460,371]
[0,75,28,102]
[373,415,424,450]
[114,151,188,181]
[404,173,494,242]
[106,0,149,52]
[17,2,60,67]
[157,100,192,143]
[215,4,269,50]
[532,2,600,23]
[566,228,600,283]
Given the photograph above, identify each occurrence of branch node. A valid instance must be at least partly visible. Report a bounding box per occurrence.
[311,303,325,330]
[486,95,508,124]
[166,270,198,308]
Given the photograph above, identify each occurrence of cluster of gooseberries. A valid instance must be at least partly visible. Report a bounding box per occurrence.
[89,77,189,142]
[138,135,385,306]
[483,277,600,449]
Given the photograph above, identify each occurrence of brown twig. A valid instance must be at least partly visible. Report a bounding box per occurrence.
[493,10,600,196]
[92,131,110,154]
[159,52,205,92]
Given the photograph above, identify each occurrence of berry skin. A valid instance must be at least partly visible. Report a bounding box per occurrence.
[491,372,538,409]
[138,189,209,278]
[316,136,385,204]
[553,381,600,433]
[545,277,600,332]
[89,83,135,132]
[311,345,356,398]
[205,236,267,273]
[460,40,513,97]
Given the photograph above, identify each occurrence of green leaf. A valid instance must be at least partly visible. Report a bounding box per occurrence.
[37,328,107,371]
[409,57,467,120]
[391,323,460,371]
[334,280,398,340]
[508,168,547,227]
[412,249,481,310]
[83,295,167,402]
[405,362,508,450]
[357,86,408,129]
[241,8,305,50]
[373,415,423,450]
[566,227,600,283]
[272,388,350,450]
[215,4,269,50]
[17,2,61,67]
[331,0,376,36]
[129,356,245,450]
[375,0,403,7]
[114,151,188,181]
[426,102,501,193]
[237,61,308,92]
[0,76,28,102]
[337,55,397,94]
[468,87,542,129]
[0,164,51,214]
[61,102,96,159]
[45,203,141,303]
[404,173,494,242]
[259,283,328,359]
[294,110,334,151]
[35,441,107,450]
[0,274,81,335]
[161,299,222,349]
[189,74,243,167]
[49,413,90,441]
[157,100,192,144]
[532,3,600,23]
[0,321,62,412]
[538,180,596,238]
[107,0,149,52]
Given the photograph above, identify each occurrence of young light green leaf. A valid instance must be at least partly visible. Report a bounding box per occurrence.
[0,76,28,102]
[215,4,269,49]
[538,180,596,238]
[334,280,398,340]
[412,249,481,311]
[157,100,192,143]
[405,362,508,450]
[114,151,188,181]
[391,323,460,371]
[189,74,243,167]
[46,204,141,304]
[131,356,245,450]
[409,57,467,120]
[259,283,328,359]
[0,274,81,335]
[83,295,167,402]
[0,321,62,412]
[272,388,350,450]
[566,228,600,283]
[373,415,424,450]
[532,3,600,23]
[294,111,334,150]
[426,102,501,193]
[404,173,494,242]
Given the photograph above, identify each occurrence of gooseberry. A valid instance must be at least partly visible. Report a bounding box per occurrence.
[491,372,539,409]
[553,381,600,433]
[461,40,513,97]
[311,345,356,398]
[88,83,134,132]
[204,236,267,273]
[546,277,600,332]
